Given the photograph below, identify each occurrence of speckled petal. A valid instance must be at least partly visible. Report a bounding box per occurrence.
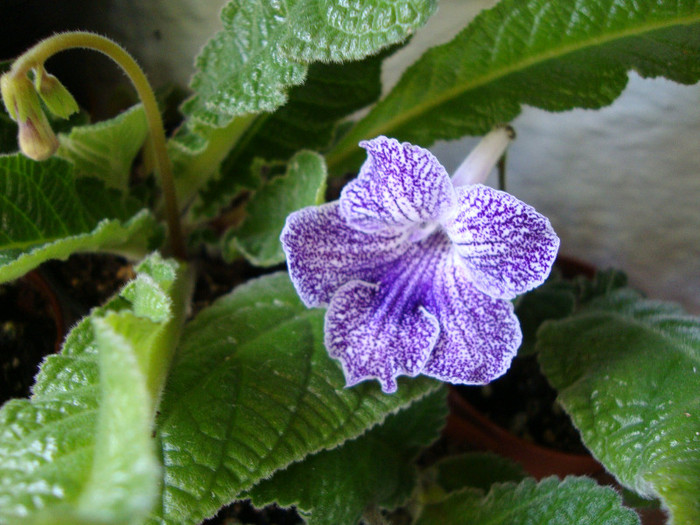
[422,252,522,384]
[324,232,450,393]
[443,184,560,300]
[340,136,456,234]
[325,281,438,393]
[281,201,409,307]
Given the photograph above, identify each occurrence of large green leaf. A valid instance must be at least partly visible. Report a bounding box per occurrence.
[416,477,638,524]
[183,0,436,127]
[222,150,327,266]
[56,105,148,192]
[0,254,191,524]
[246,387,447,525]
[151,272,440,524]
[537,289,700,524]
[326,0,700,173]
[0,154,159,283]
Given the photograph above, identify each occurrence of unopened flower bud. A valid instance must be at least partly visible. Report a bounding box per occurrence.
[18,112,59,161]
[34,69,79,119]
[1,72,59,160]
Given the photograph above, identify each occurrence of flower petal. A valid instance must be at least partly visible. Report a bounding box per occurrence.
[280,201,409,307]
[443,184,559,300]
[323,232,450,393]
[325,281,439,393]
[340,136,456,234]
[422,252,522,384]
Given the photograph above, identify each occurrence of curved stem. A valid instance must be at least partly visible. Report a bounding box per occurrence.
[12,32,186,259]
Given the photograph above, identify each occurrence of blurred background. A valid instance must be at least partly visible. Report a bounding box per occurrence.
[2,0,699,312]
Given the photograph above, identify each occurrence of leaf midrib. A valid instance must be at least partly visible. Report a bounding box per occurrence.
[328,9,700,170]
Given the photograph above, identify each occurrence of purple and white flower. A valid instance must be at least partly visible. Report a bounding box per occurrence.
[281,129,560,393]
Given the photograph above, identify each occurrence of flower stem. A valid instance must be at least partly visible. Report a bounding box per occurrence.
[11,31,186,259]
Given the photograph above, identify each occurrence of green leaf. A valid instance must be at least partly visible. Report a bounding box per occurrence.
[537,290,700,523]
[0,253,191,524]
[56,105,148,192]
[170,114,259,219]
[415,477,639,525]
[192,50,391,219]
[222,150,327,266]
[326,0,700,173]
[432,452,526,494]
[246,387,447,525]
[0,155,159,283]
[151,272,440,524]
[183,0,436,127]
[515,268,627,356]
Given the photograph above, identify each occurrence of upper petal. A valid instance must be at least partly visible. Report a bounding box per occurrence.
[443,184,560,300]
[340,136,456,234]
[422,251,522,384]
[280,201,409,307]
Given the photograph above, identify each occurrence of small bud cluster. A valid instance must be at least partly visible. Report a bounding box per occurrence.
[1,67,78,161]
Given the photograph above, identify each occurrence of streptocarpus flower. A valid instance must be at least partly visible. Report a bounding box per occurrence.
[281,129,559,393]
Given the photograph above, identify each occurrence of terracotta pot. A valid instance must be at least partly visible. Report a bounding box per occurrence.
[444,386,603,480]
[21,270,65,353]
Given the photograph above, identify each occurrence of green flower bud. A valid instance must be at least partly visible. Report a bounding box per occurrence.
[1,72,59,160]
[34,68,79,119]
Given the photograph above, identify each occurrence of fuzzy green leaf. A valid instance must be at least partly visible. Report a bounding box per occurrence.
[432,452,526,494]
[151,272,440,524]
[327,0,700,173]
[0,155,159,283]
[515,268,627,356]
[56,105,148,192]
[183,0,436,127]
[538,289,700,524]
[0,254,191,524]
[246,387,447,525]
[222,150,326,266]
[416,477,639,525]
[192,50,390,219]
[170,115,259,220]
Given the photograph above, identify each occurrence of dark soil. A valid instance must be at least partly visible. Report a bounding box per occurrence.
[203,500,302,525]
[0,254,133,404]
[455,354,587,454]
[0,273,58,401]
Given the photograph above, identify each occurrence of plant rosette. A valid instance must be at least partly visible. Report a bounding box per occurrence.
[2,2,700,525]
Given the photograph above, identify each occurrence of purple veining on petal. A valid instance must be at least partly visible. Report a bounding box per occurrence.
[422,250,522,384]
[443,184,560,300]
[339,136,456,235]
[280,202,409,307]
[324,232,449,393]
